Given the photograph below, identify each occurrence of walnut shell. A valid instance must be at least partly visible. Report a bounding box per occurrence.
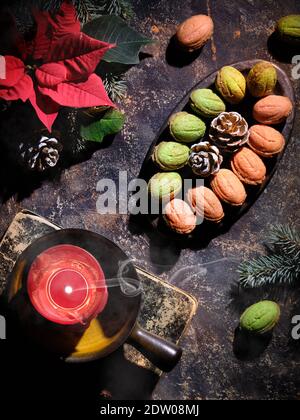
[176,15,214,52]
[240,301,281,334]
[253,95,293,125]
[187,186,224,223]
[249,125,285,157]
[153,141,190,171]
[164,199,197,234]
[215,67,246,105]
[247,61,277,98]
[231,147,266,185]
[210,169,247,206]
[276,15,300,45]
[148,172,182,201]
[169,112,206,143]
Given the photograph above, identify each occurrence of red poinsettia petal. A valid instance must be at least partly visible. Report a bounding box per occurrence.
[29,88,59,132]
[45,32,114,63]
[50,0,81,36]
[0,73,34,102]
[39,74,115,108]
[32,0,81,61]
[36,63,68,87]
[44,33,115,82]
[0,56,26,88]
[31,10,53,61]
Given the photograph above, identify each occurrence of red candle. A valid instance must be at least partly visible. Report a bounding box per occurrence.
[27,245,108,325]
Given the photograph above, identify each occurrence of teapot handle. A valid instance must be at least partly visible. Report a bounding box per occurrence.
[127,323,182,372]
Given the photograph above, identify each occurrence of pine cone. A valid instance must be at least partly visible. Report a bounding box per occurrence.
[19,136,63,172]
[209,112,249,153]
[189,141,223,177]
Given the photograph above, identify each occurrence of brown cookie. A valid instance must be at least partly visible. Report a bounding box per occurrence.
[176,15,214,51]
[231,147,266,185]
[210,169,247,206]
[249,125,285,157]
[253,95,293,125]
[163,199,197,234]
[187,186,224,223]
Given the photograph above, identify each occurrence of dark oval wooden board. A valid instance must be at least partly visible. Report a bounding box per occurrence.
[138,59,295,244]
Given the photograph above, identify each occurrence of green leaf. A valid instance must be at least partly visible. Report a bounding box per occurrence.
[80,109,125,142]
[83,15,153,65]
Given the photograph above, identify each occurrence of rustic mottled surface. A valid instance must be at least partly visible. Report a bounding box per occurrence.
[0,0,299,400]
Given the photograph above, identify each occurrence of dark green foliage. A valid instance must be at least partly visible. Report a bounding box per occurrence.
[238,225,300,288]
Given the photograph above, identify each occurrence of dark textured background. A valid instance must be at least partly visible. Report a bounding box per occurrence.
[0,0,300,400]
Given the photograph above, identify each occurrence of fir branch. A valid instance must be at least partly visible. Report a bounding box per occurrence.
[74,0,134,22]
[90,0,134,20]
[106,0,134,19]
[79,0,102,20]
[238,254,300,288]
[43,0,90,22]
[103,74,128,102]
[73,0,90,23]
[6,0,134,37]
[43,0,63,11]
[238,224,300,289]
[267,224,300,259]
[43,0,134,23]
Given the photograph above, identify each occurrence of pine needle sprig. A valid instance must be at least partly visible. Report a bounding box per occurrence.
[238,254,300,288]
[43,0,63,12]
[267,224,300,259]
[108,0,134,20]
[43,0,91,22]
[238,224,300,289]
[74,0,134,22]
[93,0,134,20]
[72,0,91,23]
[103,74,128,102]
[43,0,134,23]
[78,0,104,21]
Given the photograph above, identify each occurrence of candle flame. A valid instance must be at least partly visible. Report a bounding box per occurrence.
[64,285,73,295]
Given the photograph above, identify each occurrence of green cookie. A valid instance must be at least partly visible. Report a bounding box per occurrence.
[240,301,280,334]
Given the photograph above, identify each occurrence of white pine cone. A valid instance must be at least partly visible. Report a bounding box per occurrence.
[189,141,223,177]
[20,136,63,172]
[209,112,249,152]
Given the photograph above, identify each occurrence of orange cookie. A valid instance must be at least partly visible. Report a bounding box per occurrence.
[231,147,266,185]
[210,169,247,206]
[253,95,293,125]
[187,186,224,223]
[176,15,214,51]
[164,199,197,234]
[249,125,285,157]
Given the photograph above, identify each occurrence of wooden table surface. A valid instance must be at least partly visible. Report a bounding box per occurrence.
[0,0,299,400]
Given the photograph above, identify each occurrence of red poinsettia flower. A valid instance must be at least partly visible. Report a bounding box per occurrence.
[0,1,116,132]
